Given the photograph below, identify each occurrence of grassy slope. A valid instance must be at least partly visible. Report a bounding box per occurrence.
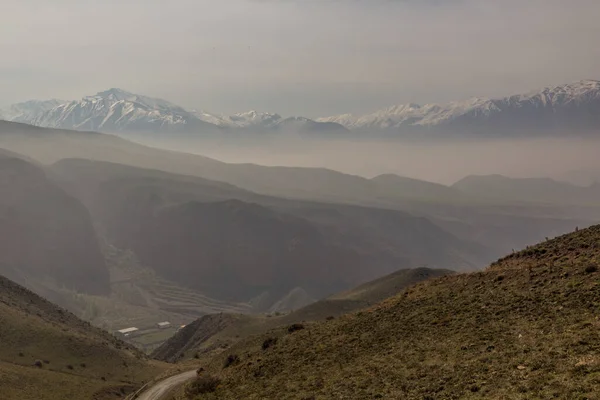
[0,275,167,400]
[180,225,600,399]
[152,268,453,364]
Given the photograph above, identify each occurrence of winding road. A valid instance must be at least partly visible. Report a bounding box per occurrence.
[136,370,197,400]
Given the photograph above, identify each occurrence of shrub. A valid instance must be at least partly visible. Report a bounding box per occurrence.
[33,360,43,368]
[585,265,598,274]
[224,354,240,368]
[80,363,86,368]
[326,316,335,321]
[185,375,221,397]
[288,323,305,334]
[66,364,74,370]
[262,337,278,350]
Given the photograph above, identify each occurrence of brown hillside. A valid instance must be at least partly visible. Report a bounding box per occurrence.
[180,225,600,399]
[153,268,452,364]
[0,274,166,400]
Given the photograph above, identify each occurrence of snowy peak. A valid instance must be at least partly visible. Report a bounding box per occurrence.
[1,99,64,123]
[4,79,600,136]
[318,80,600,133]
[20,89,218,133]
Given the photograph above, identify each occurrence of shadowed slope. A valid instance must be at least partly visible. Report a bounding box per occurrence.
[0,156,109,294]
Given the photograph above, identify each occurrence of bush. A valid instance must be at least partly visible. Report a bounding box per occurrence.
[223,354,240,368]
[585,265,598,274]
[262,337,278,350]
[66,364,74,370]
[33,360,43,368]
[185,375,221,398]
[288,323,305,334]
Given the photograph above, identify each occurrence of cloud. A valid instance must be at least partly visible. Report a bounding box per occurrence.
[1,0,599,116]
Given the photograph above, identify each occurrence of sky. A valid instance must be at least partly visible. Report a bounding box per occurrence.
[1,0,599,117]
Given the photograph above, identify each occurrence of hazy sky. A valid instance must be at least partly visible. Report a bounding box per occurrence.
[1,0,599,117]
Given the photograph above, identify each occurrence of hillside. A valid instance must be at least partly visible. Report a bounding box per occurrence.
[179,225,600,399]
[0,274,166,400]
[1,122,595,278]
[50,159,484,304]
[152,268,452,364]
[0,154,109,295]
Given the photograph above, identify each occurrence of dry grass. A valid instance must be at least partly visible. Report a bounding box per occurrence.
[178,225,600,399]
[0,275,169,400]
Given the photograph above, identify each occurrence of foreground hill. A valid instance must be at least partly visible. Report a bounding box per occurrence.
[0,274,165,400]
[181,225,600,399]
[153,268,452,363]
[0,153,109,294]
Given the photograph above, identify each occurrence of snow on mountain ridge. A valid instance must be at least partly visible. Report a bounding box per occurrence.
[0,99,64,123]
[28,89,206,133]
[317,80,600,130]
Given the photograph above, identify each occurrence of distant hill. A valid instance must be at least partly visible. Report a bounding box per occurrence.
[49,159,484,306]
[453,174,600,205]
[0,155,109,295]
[371,173,465,202]
[152,267,452,363]
[0,274,165,400]
[1,122,593,272]
[180,225,600,399]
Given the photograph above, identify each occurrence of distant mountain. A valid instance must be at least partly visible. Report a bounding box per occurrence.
[2,89,346,135]
[6,80,599,136]
[371,174,464,202]
[0,99,63,123]
[318,80,600,134]
[0,274,164,400]
[0,154,110,295]
[22,88,220,134]
[453,174,600,205]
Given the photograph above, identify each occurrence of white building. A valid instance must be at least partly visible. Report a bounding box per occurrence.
[156,321,171,329]
[117,327,139,337]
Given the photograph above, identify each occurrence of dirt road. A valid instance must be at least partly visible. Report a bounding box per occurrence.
[136,370,197,400]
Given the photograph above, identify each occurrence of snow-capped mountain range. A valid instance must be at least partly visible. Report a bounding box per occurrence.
[318,80,600,134]
[2,80,599,136]
[0,88,347,135]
